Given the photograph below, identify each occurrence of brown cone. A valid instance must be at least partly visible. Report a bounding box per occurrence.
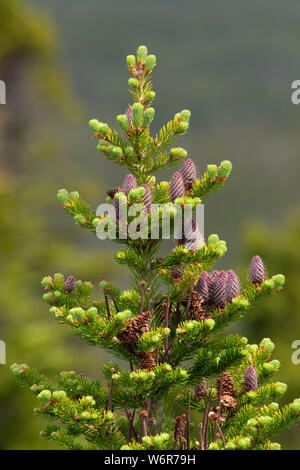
[190,291,210,321]
[107,187,121,199]
[138,351,156,371]
[216,371,237,398]
[194,379,207,399]
[118,310,152,346]
[174,415,185,441]
[220,394,237,410]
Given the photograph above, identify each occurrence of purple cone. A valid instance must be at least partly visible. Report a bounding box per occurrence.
[65,276,76,293]
[212,271,228,309]
[243,366,258,392]
[225,270,240,302]
[184,218,203,250]
[249,255,265,284]
[170,172,185,202]
[196,271,210,303]
[122,174,137,195]
[126,106,133,125]
[181,159,196,191]
[142,184,152,214]
[113,195,120,220]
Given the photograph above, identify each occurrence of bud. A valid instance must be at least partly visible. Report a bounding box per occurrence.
[69,191,79,200]
[272,274,285,288]
[132,102,144,128]
[207,164,218,179]
[275,382,287,395]
[258,415,272,426]
[110,146,123,158]
[291,398,300,413]
[263,360,280,372]
[249,255,265,284]
[208,443,219,450]
[87,307,98,319]
[207,233,219,247]
[65,276,76,293]
[218,160,232,178]
[128,78,138,87]
[116,310,133,322]
[180,109,191,122]
[137,45,148,61]
[126,55,136,68]
[69,307,85,321]
[117,114,130,132]
[144,91,156,102]
[145,55,156,71]
[83,395,96,406]
[124,146,135,157]
[170,172,185,202]
[181,159,196,190]
[57,188,69,204]
[260,337,275,354]
[270,442,281,450]
[177,121,189,133]
[52,390,67,400]
[243,366,258,392]
[74,214,85,224]
[122,174,137,195]
[41,276,52,289]
[97,122,110,136]
[43,292,54,302]
[89,119,101,132]
[238,437,251,449]
[37,390,52,403]
[143,107,155,127]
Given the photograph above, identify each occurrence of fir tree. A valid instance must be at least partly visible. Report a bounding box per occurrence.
[11,45,300,451]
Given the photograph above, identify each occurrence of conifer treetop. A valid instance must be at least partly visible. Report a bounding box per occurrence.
[11,45,300,451]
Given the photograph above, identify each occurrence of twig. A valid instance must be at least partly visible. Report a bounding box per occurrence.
[186,389,191,450]
[199,423,204,450]
[140,281,146,314]
[138,410,148,443]
[164,292,171,353]
[108,368,114,411]
[107,287,119,312]
[104,294,111,320]
[214,372,223,441]
[146,287,151,311]
[184,284,194,321]
[216,421,226,447]
[202,390,212,450]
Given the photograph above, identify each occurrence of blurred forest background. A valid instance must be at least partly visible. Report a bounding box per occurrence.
[0,0,299,449]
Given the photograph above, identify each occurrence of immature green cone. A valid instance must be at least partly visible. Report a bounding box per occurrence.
[143,107,155,127]
[117,114,130,132]
[132,103,143,128]
[219,160,232,178]
[137,45,148,61]
[126,55,136,68]
[145,54,156,71]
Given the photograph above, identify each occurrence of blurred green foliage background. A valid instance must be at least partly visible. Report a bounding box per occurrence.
[0,0,299,449]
